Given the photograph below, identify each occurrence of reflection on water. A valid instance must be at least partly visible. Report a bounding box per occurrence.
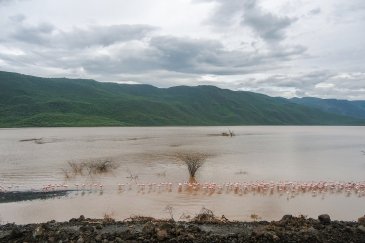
[0,126,365,224]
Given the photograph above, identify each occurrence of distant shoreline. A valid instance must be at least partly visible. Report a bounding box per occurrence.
[1,124,365,129]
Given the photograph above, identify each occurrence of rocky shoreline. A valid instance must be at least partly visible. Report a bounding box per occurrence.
[1,214,365,242]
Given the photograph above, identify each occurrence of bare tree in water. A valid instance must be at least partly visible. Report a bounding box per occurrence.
[176,152,209,182]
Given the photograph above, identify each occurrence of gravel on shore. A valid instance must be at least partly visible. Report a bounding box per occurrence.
[1,214,365,242]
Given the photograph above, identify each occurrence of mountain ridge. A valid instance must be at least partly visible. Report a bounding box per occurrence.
[291,97,365,120]
[0,70,364,127]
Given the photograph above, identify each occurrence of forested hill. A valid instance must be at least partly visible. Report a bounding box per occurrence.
[0,71,364,127]
[291,97,365,120]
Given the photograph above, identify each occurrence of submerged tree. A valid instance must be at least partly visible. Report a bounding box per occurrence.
[176,152,209,182]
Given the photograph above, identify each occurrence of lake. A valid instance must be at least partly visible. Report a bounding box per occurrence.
[0,126,364,224]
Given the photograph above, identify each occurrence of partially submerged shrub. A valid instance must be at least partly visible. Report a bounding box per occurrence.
[164,205,174,221]
[61,168,71,179]
[156,171,166,177]
[235,169,248,175]
[250,214,261,221]
[68,161,85,175]
[126,168,139,183]
[192,207,226,223]
[176,152,209,179]
[63,158,119,179]
[222,129,235,137]
[86,159,119,175]
[103,211,115,222]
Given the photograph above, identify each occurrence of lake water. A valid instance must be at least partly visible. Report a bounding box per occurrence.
[0,126,364,224]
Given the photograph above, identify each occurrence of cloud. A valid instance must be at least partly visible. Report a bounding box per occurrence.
[11,22,56,45]
[200,0,296,43]
[0,0,26,5]
[0,0,12,4]
[242,0,296,42]
[76,35,306,76]
[233,71,365,100]
[0,0,364,100]
[309,8,321,16]
[0,29,307,90]
[59,25,158,48]
[8,14,26,22]
[5,17,157,48]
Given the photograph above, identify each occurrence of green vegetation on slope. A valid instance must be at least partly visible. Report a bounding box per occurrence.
[291,97,365,119]
[0,71,364,127]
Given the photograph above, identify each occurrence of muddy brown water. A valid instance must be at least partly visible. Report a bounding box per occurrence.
[0,126,364,224]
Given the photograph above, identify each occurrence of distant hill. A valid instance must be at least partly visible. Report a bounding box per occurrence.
[0,71,364,127]
[291,97,365,119]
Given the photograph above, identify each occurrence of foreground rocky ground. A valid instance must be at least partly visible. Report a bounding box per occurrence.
[1,214,365,243]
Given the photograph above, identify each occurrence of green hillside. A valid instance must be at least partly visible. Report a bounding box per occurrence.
[291,97,365,119]
[0,71,363,127]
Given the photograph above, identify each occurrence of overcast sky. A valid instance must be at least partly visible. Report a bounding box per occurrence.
[0,0,364,99]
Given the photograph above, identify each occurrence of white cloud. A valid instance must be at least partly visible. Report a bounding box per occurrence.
[0,0,364,99]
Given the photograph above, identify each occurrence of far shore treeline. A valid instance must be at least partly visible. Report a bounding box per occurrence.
[0,71,364,127]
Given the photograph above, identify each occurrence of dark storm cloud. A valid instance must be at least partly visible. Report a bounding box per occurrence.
[200,0,296,43]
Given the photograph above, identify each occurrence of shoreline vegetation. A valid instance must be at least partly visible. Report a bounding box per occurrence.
[1,214,365,242]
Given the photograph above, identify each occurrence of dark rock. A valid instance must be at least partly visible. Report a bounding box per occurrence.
[318,214,331,225]
[307,226,318,235]
[358,225,365,233]
[95,234,102,241]
[2,215,365,242]
[80,225,94,233]
[156,228,168,241]
[358,216,365,226]
[272,234,279,241]
[159,222,173,231]
[142,221,155,235]
[187,224,201,233]
[115,236,123,242]
[187,233,195,240]
[10,227,23,239]
[0,230,11,240]
[281,215,293,221]
[77,236,85,243]
[175,225,185,236]
[79,215,85,221]
[33,225,45,238]
[345,226,355,233]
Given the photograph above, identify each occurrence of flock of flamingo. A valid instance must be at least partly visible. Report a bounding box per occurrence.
[2,181,365,199]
